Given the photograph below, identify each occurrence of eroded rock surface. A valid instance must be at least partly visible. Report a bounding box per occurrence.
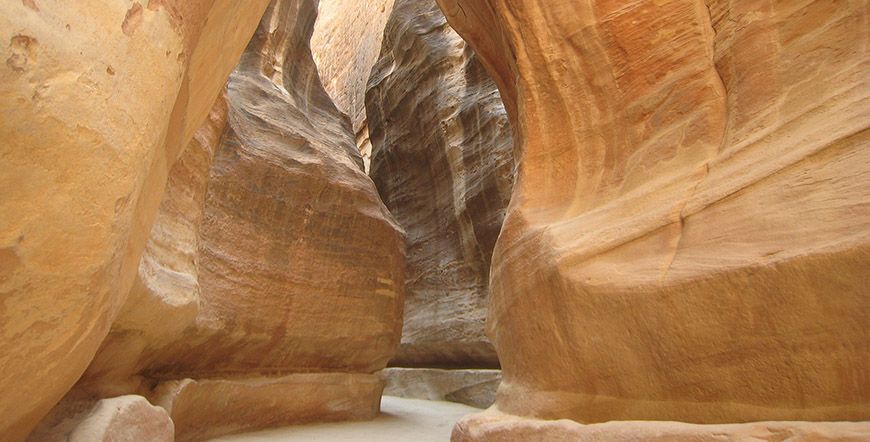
[0,1,270,438]
[142,0,404,378]
[438,0,870,425]
[153,374,383,441]
[367,0,513,369]
[311,0,395,131]
[28,395,173,442]
[32,0,404,439]
[77,93,229,397]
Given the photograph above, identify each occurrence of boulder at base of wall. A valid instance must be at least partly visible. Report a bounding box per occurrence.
[437,0,870,427]
[27,395,173,442]
[151,374,384,442]
[452,412,870,442]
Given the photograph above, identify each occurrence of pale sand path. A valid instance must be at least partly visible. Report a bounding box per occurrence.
[208,396,478,442]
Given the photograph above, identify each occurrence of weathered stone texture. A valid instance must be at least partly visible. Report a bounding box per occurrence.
[438,0,870,425]
[28,395,173,442]
[367,0,514,369]
[0,1,270,438]
[14,0,404,439]
[136,0,404,378]
[311,0,396,132]
[153,373,383,441]
[77,93,229,397]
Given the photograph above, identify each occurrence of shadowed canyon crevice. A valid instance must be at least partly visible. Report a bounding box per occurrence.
[366,0,514,370]
[1,0,868,441]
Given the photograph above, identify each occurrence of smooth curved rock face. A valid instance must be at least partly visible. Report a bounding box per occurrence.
[0,1,269,439]
[77,0,403,391]
[438,0,870,424]
[135,0,405,378]
[311,0,395,133]
[367,0,513,369]
[75,93,229,397]
[56,1,404,438]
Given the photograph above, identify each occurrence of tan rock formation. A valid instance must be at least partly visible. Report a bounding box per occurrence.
[453,411,870,442]
[382,368,501,409]
[28,395,173,442]
[76,93,229,398]
[367,0,514,368]
[134,0,404,379]
[311,0,395,132]
[153,374,383,442]
[0,1,270,438]
[438,0,870,426]
[61,0,404,438]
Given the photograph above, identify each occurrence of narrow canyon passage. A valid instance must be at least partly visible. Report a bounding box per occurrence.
[1,0,868,441]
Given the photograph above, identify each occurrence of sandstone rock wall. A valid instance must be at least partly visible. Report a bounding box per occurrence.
[311,0,395,132]
[75,93,229,397]
[0,1,270,438]
[438,0,870,426]
[67,2,405,439]
[367,0,513,369]
[141,0,404,379]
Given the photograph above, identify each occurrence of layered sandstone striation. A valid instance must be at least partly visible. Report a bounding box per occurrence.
[77,93,230,397]
[311,0,396,170]
[28,395,174,442]
[0,0,270,438]
[367,0,514,368]
[154,374,383,442]
[66,0,404,438]
[438,0,870,429]
[146,0,405,379]
[311,0,395,131]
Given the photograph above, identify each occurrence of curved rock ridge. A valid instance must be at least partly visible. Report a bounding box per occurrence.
[367,0,514,369]
[74,92,229,397]
[0,0,270,439]
[30,0,405,439]
[311,0,395,133]
[145,0,404,378]
[437,0,870,425]
[76,0,403,387]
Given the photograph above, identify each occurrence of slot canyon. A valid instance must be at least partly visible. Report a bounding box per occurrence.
[0,0,867,441]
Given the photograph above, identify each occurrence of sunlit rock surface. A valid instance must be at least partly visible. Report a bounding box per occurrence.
[33,0,405,439]
[0,1,270,438]
[367,0,513,369]
[311,0,395,131]
[311,0,396,170]
[437,0,870,430]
